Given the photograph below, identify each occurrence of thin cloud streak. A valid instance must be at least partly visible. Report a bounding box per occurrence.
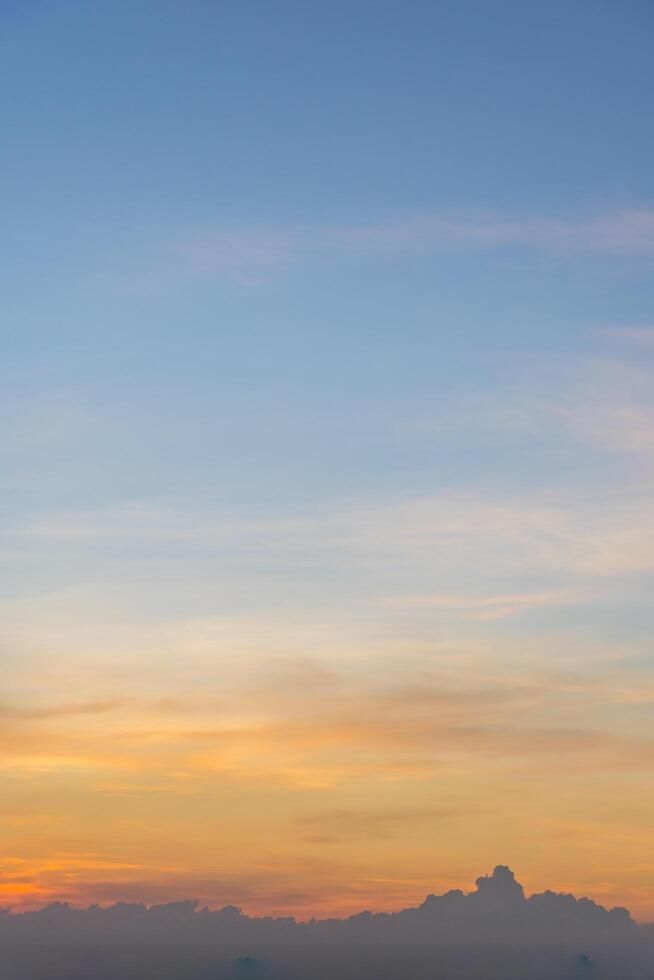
[7,489,654,577]
[171,208,654,281]
[0,700,125,721]
[382,590,574,621]
[3,661,654,783]
[597,327,654,346]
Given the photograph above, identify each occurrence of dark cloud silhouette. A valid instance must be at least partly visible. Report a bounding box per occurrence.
[0,866,650,979]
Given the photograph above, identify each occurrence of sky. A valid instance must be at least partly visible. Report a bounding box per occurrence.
[1,0,654,920]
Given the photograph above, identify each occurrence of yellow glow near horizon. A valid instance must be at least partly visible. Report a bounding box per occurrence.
[3,616,654,922]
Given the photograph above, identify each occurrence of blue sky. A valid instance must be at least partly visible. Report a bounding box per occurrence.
[2,0,654,917]
[2,0,654,659]
[2,1,653,515]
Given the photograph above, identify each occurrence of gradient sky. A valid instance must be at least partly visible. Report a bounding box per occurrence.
[2,0,654,920]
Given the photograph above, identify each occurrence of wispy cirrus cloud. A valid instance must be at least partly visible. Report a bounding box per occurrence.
[0,700,124,721]
[296,805,460,842]
[327,207,654,254]
[162,207,654,283]
[5,482,654,610]
[1,654,650,780]
[402,347,654,467]
[382,590,573,621]
[598,326,654,346]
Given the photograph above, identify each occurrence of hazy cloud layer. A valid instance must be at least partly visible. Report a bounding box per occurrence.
[1,867,652,980]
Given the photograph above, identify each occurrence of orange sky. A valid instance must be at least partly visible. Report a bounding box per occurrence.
[3,1,654,926]
[4,616,654,920]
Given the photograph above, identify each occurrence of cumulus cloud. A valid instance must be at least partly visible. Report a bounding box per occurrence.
[0,866,649,980]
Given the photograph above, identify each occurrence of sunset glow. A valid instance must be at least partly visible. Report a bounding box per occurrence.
[2,0,654,933]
